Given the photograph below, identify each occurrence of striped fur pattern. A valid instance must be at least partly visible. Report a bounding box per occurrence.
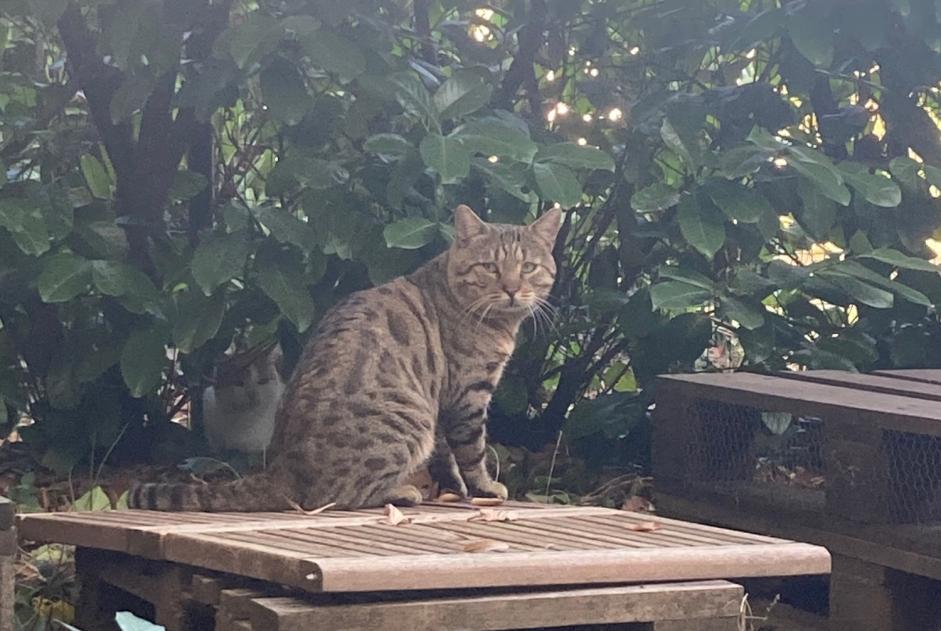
[130,205,562,511]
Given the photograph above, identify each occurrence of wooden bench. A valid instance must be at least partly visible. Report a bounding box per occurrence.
[653,370,941,631]
[17,502,830,630]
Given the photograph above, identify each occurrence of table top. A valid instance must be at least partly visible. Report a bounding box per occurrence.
[17,501,830,593]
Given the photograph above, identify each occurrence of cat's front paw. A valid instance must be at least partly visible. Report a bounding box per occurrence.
[470,479,508,501]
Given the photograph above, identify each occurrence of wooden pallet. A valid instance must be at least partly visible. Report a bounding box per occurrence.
[18,501,829,593]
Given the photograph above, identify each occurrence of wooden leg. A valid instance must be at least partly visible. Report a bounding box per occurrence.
[0,555,14,631]
[74,549,120,631]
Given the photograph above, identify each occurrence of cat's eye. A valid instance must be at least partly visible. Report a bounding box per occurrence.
[481,262,499,273]
[522,262,537,273]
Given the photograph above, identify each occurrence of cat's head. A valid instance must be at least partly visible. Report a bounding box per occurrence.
[446,204,562,317]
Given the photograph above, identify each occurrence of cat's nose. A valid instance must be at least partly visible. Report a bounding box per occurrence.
[503,285,520,303]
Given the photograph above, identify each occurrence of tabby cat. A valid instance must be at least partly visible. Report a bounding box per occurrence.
[130,205,561,511]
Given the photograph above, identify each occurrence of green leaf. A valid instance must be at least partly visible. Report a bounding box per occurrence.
[191,230,253,295]
[433,70,492,120]
[364,134,412,157]
[260,59,310,126]
[120,325,168,398]
[704,179,771,223]
[631,183,680,212]
[389,72,439,131]
[535,143,615,171]
[75,221,129,260]
[678,195,725,258]
[721,296,765,330]
[452,118,538,162]
[649,281,712,311]
[254,207,317,252]
[110,74,154,124]
[818,271,894,308]
[532,162,582,208]
[37,254,92,303]
[838,162,902,208]
[796,177,837,239]
[889,156,922,190]
[91,260,159,300]
[383,217,438,249]
[80,154,112,199]
[788,4,834,66]
[837,260,932,306]
[658,266,715,290]
[788,149,851,206]
[0,198,50,256]
[419,133,471,182]
[716,144,772,178]
[173,290,225,353]
[226,15,283,69]
[256,255,315,332]
[924,164,941,189]
[73,485,112,511]
[298,29,366,82]
[472,159,535,202]
[168,171,209,202]
[859,248,939,272]
[661,117,702,168]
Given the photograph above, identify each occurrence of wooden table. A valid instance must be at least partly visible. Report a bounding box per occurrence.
[653,370,941,631]
[18,501,830,630]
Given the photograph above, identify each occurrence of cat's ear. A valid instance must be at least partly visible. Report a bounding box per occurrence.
[528,208,563,244]
[453,204,488,240]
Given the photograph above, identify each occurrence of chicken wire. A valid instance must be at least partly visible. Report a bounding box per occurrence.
[677,400,941,525]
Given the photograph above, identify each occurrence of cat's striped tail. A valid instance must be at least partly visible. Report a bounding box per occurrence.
[128,470,294,512]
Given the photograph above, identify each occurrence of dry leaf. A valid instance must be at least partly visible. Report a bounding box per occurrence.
[380,503,412,525]
[621,496,654,513]
[462,539,510,553]
[470,496,504,506]
[437,492,462,502]
[627,521,660,532]
[469,508,517,522]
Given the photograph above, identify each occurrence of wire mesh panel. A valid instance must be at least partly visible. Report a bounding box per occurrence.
[884,430,941,524]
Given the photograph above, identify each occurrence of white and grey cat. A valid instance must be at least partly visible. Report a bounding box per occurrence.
[202,342,286,457]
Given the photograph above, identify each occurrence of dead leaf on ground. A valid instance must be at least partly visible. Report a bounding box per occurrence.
[469,508,517,522]
[470,496,504,506]
[621,496,655,513]
[437,492,462,502]
[380,503,412,526]
[627,521,661,532]
[462,539,510,553]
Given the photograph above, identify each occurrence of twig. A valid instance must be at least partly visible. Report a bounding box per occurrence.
[543,430,563,502]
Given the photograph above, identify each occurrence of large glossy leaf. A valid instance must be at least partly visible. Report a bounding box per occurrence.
[191,230,254,295]
[788,149,851,206]
[721,296,765,330]
[297,29,366,82]
[37,254,92,303]
[226,14,283,69]
[254,207,317,252]
[535,143,615,171]
[383,217,439,249]
[80,154,112,199]
[256,255,315,332]
[0,198,50,256]
[389,72,439,131]
[452,118,538,162]
[787,3,834,66]
[631,183,680,212]
[658,266,715,290]
[818,271,894,308]
[120,325,168,398]
[110,74,154,124]
[433,70,492,120]
[704,179,770,223]
[419,133,471,182]
[838,162,902,208]
[889,156,922,190]
[260,59,310,125]
[91,260,159,301]
[796,177,837,239]
[677,195,725,258]
[859,248,939,272]
[364,134,412,157]
[649,281,712,310]
[532,162,582,208]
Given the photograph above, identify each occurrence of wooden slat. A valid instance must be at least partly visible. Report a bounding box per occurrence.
[874,369,941,385]
[306,543,829,592]
[247,581,744,631]
[782,370,941,401]
[659,372,941,436]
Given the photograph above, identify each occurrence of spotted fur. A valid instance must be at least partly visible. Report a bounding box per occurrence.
[130,205,562,511]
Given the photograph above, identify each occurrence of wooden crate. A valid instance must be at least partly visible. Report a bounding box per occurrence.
[653,370,941,631]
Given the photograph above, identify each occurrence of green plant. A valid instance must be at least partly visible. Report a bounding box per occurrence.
[0,1,939,472]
